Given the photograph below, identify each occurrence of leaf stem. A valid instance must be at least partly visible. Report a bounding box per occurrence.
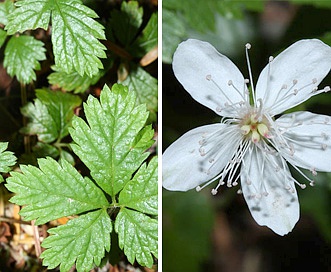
[20,83,30,154]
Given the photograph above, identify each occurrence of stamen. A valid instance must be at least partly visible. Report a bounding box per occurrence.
[245,43,256,105]
[211,189,218,195]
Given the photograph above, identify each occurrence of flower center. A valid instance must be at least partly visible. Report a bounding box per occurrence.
[240,112,270,143]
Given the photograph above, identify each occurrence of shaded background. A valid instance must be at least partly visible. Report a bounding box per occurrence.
[162,1,331,271]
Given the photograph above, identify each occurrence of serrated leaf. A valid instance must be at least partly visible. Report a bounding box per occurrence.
[41,208,111,272]
[110,1,143,46]
[21,89,81,143]
[5,157,108,225]
[4,35,46,84]
[5,0,51,32]
[0,29,7,48]
[48,66,103,93]
[0,0,15,25]
[6,0,106,77]
[70,84,154,197]
[119,157,157,215]
[120,66,158,122]
[115,208,157,268]
[0,142,16,182]
[130,12,158,57]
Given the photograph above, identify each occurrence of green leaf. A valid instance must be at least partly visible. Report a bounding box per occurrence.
[4,35,46,84]
[119,157,157,215]
[162,8,186,63]
[115,208,157,268]
[70,84,154,197]
[21,89,82,143]
[41,209,112,272]
[289,0,331,8]
[0,142,16,182]
[0,29,7,48]
[109,1,143,46]
[120,66,158,122]
[163,190,215,272]
[32,142,60,159]
[0,0,15,25]
[5,0,51,32]
[130,12,158,57]
[6,0,106,77]
[5,157,108,225]
[48,66,103,93]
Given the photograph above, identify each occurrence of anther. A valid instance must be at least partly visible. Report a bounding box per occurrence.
[228,80,233,86]
[310,168,317,176]
[216,106,222,112]
[324,86,330,92]
[196,186,202,192]
[199,148,206,156]
[300,184,306,189]
[211,189,218,195]
[245,43,251,49]
[282,84,287,89]
[206,74,212,81]
[293,79,298,85]
[312,78,317,84]
[244,79,249,84]
[269,56,274,62]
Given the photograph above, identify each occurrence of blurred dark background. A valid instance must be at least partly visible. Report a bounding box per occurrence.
[162,1,331,271]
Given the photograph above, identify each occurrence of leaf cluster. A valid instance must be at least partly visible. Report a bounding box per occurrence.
[6,84,158,271]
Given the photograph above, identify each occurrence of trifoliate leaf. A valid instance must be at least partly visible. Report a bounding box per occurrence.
[130,12,158,57]
[6,0,106,77]
[119,157,157,215]
[115,208,157,268]
[0,29,7,48]
[21,89,81,143]
[48,66,103,93]
[120,66,158,122]
[0,142,16,183]
[110,1,143,46]
[70,84,154,197]
[0,0,15,25]
[5,157,108,225]
[4,35,46,84]
[41,208,112,272]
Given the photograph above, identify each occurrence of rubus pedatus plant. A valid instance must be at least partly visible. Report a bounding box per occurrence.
[0,0,158,271]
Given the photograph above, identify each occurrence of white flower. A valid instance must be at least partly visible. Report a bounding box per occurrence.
[163,38,331,235]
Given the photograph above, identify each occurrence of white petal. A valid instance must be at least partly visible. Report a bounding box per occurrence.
[163,123,241,191]
[241,146,299,236]
[276,111,331,172]
[173,39,248,118]
[256,39,331,116]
